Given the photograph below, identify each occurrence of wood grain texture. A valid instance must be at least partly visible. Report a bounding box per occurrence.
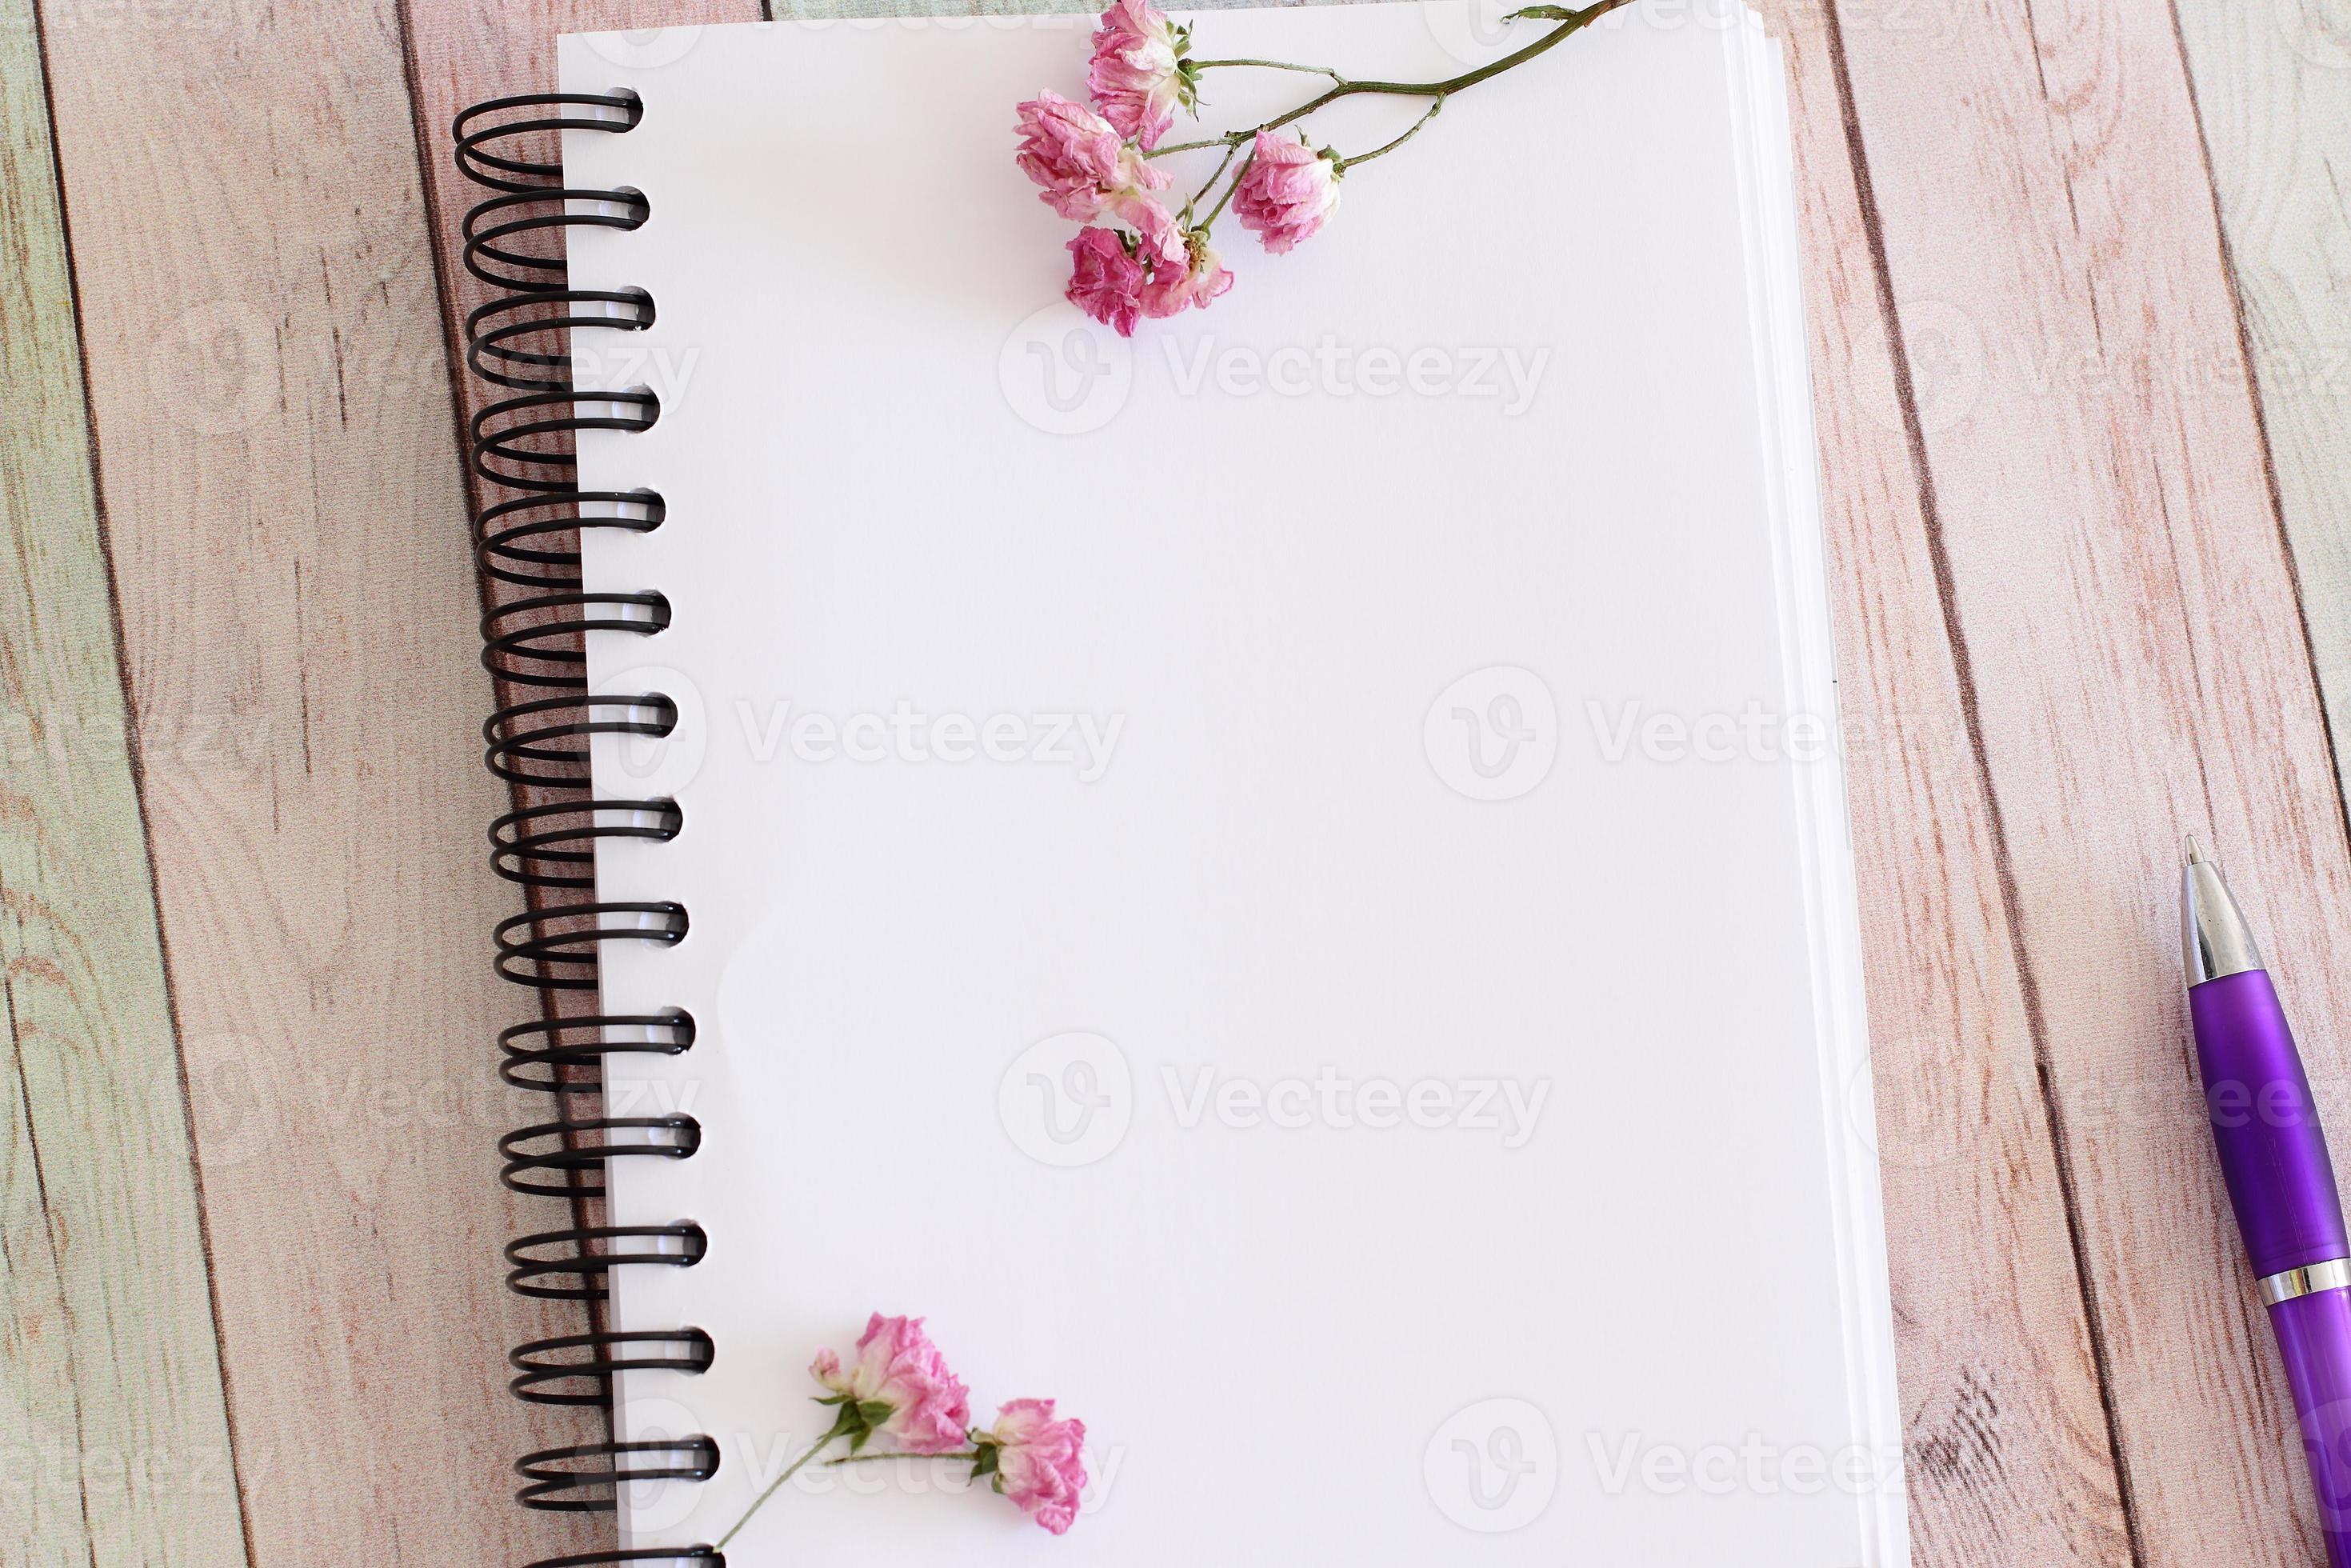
[0,2,246,1562]
[1764,4,2134,1561]
[2172,3,2351,806]
[1832,0,2351,1560]
[31,0,611,1560]
[9,0,2337,1558]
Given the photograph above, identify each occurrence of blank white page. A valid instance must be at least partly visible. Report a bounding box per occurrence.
[561,6,1905,1563]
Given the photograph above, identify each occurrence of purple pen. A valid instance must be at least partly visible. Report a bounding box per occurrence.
[2185,838,2351,1565]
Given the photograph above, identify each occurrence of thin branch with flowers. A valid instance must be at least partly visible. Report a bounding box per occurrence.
[1014,0,1641,335]
[714,1314,1088,1547]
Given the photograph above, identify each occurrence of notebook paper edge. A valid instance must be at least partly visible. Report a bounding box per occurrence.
[1720,10,1909,1565]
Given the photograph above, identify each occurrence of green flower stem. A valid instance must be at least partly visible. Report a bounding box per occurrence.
[712,1408,862,1551]
[1153,0,1634,165]
[1254,0,1639,136]
[1200,149,1255,231]
[1335,95,1444,170]
[1147,130,1251,158]
[1189,57,1346,82]
[1161,0,1638,227]
[824,1449,984,1466]
[1186,138,1243,218]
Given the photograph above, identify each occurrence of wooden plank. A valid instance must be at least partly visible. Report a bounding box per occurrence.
[1830,0,2351,1559]
[0,3,247,1562]
[31,0,614,1560]
[1761,4,2135,1561]
[2172,4,2351,812]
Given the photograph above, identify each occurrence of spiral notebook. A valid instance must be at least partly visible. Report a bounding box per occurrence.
[454,6,1908,1564]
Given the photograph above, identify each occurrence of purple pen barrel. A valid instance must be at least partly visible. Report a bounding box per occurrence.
[2191,967,2351,1566]
[2274,1289,2351,1567]
[2193,971,2349,1280]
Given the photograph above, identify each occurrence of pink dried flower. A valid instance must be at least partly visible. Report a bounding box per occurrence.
[1066,226,1150,336]
[1233,131,1344,254]
[1015,90,1170,222]
[1068,202,1227,336]
[1087,0,1193,150]
[810,1314,972,1455]
[982,1398,1089,1534]
[1142,228,1233,320]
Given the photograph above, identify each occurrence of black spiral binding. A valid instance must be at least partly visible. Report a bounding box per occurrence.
[454,91,722,1567]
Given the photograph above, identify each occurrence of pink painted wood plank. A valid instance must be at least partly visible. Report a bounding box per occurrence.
[34,0,625,1558]
[1831,0,2351,1559]
[1765,3,2135,1560]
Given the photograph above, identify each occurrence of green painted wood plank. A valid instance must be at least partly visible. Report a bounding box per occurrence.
[2175,3,2351,798]
[0,2,247,1563]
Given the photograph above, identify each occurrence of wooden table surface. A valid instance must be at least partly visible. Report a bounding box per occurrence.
[4,0,2349,1562]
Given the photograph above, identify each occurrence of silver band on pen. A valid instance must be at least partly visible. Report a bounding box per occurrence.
[2258,1258,2351,1306]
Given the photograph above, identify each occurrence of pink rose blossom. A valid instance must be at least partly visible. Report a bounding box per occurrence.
[1066,226,1150,336]
[1068,203,1226,335]
[1142,229,1233,320]
[1087,0,1192,150]
[985,1398,1089,1534]
[1233,132,1343,254]
[810,1314,972,1455]
[1014,90,1170,222]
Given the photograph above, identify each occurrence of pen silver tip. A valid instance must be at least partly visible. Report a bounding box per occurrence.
[2182,842,2262,986]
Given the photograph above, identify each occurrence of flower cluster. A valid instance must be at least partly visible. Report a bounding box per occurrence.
[1015,84,1232,336]
[1016,0,1626,334]
[1014,0,1344,335]
[717,1314,1089,1549]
